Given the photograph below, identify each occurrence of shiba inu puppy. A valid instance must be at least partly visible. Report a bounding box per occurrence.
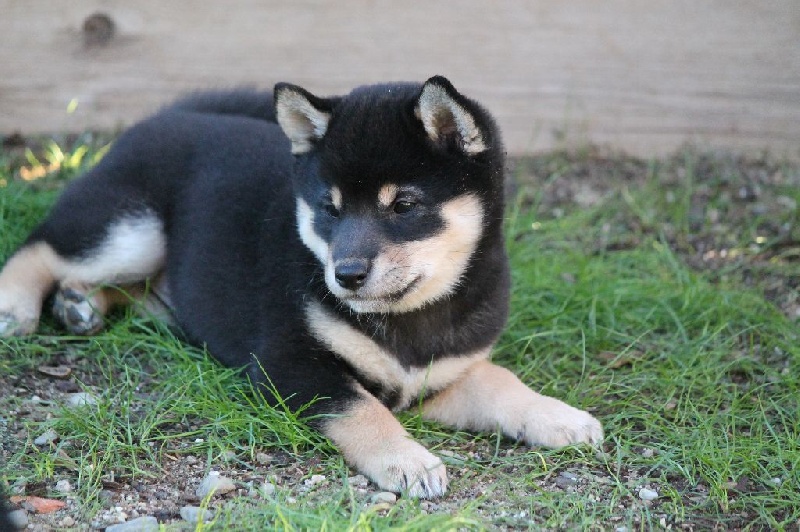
[0,77,603,498]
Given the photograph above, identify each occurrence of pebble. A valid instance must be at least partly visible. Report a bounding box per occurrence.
[7,509,28,529]
[255,452,273,464]
[180,506,214,524]
[106,516,160,532]
[67,392,99,408]
[196,471,236,498]
[60,516,76,527]
[555,471,578,489]
[260,482,276,497]
[55,479,72,494]
[638,487,659,501]
[370,502,393,512]
[304,474,326,487]
[348,475,369,487]
[34,429,58,446]
[370,492,397,504]
[641,448,655,458]
[221,450,237,462]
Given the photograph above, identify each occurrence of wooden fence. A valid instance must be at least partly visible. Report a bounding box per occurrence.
[1,1,798,159]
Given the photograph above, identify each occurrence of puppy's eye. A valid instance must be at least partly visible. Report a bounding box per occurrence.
[393,200,416,214]
[324,203,340,218]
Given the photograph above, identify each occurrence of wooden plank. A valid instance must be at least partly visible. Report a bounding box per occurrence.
[1,0,798,159]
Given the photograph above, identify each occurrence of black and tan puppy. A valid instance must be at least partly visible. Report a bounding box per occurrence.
[0,77,603,497]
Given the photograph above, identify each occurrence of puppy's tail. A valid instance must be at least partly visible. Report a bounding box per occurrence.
[166,89,276,122]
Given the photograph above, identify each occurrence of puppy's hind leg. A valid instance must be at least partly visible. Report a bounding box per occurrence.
[0,212,167,337]
[0,242,61,336]
[49,213,167,335]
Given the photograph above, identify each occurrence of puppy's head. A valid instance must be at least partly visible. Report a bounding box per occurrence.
[275,76,504,314]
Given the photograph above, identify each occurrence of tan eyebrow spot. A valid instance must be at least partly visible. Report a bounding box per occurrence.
[378,184,399,207]
[330,186,342,210]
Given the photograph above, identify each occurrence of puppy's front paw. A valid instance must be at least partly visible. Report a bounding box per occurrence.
[365,438,448,498]
[521,395,604,448]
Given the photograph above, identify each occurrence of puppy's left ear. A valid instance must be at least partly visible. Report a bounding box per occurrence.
[275,83,333,154]
[415,76,488,155]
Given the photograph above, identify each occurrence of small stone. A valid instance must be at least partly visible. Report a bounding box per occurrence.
[348,475,368,487]
[221,450,236,461]
[37,365,72,379]
[255,452,273,464]
[34,429,58,446]
[260,482,276,497]
[180,506,213,524]
[196,471,236,498]
[67,392,98,408]
[304,474,326,487]
[60,516,76,527]
[370,492,397,504]
[8,509,28,529]
[770,477,782,486]
[106,516,160,532]
[638,487,659,501]
[555,474,577,489]
[642,448,655,458]
[54,479,72,494]
[370,502,393,512]
[615,527,628,532]
[559,471,578,481]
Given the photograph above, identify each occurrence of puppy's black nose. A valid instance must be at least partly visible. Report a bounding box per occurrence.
[334,259,370,290]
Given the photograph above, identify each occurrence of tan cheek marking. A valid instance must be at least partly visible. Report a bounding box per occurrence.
[385,194,484,312]
[378,184,399,208]
[296,198,329,263]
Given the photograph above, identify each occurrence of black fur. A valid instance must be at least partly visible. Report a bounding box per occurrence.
[21,79,510,419]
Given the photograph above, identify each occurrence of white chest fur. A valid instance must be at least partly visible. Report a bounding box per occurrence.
[305,301,489,410]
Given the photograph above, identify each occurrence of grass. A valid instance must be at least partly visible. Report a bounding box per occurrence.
[1,139,798,530]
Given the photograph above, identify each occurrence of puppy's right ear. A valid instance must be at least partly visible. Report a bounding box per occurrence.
[274,83,332,154]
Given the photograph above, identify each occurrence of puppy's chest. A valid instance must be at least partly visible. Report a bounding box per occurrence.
[305,302,488,410]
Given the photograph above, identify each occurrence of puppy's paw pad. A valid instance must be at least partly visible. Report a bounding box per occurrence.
[52,288,103,335]
[369,442,448,499]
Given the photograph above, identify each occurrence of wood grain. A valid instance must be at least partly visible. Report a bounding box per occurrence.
[1,1,798,159]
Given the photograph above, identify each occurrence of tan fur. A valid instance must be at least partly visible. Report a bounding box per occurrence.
[323,388,447,498]
[323,193,485,314]
[295,198,329,263]
[306,300,490,409]
[275,89,331,154]
[330,186,342,210]
[53,274,175,334]
[416,83,487,155]
[377,184,399,207]
[0,243,61,334]
[422,360,604,448]
[0,213,166,336]
[377,194,484,312]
